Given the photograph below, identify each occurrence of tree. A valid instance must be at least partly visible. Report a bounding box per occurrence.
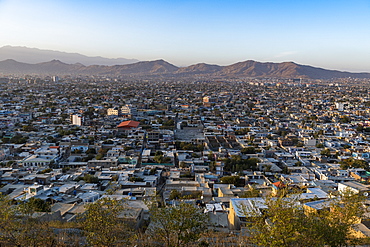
[339,115,351,123]
[296,142,304,147]
[357,124,364,132]
[154,153,171,164]
[220,176,244,187]
[26,197,51,212]
[246,157,260,169]
[207,152,215,161]
[223,155,259,172]
[248,195,307,247]
[320,148,331,157]
[241,146,256,154]
[147,202,208,247]
[245,190,367,247]
[95,148,108,160]
[128,176,144,182]
[149,167,157,175]
[163,118,174,127]
[22,125,37,132]
[0,195,18,244]
[295,161,302,166]
[239,186,261,198]
[123,146,133,151]
[76,174,99,183]
[209,161,216,172]
[316,143,324,148]
[62,167,70,173]
[179,161,187,168]
[39,168,53,174]
[86,148,97,154]
[4,133,29,144]
[169,189,182,200]
[82,154,95,162]
[235,128,249,135]
[0,195,55,246]
[195,144,204,151]
[81,197,132,246]
[340,158,369,171]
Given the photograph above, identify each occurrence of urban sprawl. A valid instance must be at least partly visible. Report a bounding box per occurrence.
[1,76,370,246]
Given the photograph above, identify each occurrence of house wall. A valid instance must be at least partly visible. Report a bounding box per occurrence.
[228,202,240,230]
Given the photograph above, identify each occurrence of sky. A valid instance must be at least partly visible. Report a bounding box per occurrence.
[0,0,370,72]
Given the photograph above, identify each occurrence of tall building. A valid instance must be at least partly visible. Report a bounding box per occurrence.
[71,114,83,126]
[52,76,59,83]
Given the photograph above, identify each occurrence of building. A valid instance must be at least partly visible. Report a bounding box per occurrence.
[121,104,137,117]
[303,137,316,147]
[107,107,120,116]
[71,114,83,126]
[117,120,140,133]
[338,181,370,195]
[203,96,217,103]
[336,102,345,111]
[228,198,267,230]
[19,155,53,167]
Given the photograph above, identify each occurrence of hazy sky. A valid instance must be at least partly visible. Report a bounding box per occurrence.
[0,0,370,71]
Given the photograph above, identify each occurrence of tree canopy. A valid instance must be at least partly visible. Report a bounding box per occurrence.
[223,155,259,172]
[147,202,208,247]
[220,175,245,187]
[340,158,369,171]
[81,197,132,246]
[0,195,55,246]
[246,190,367,247]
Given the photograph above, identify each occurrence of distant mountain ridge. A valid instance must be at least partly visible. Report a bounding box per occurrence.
[0,46,138,66]
[0,50,370,79]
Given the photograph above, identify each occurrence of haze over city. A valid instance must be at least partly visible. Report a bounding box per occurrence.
[1,0,370,72]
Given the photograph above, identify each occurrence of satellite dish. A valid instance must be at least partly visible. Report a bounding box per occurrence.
[364,192,368,197]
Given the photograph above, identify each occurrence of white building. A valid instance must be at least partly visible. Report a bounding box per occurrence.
[107,108,120,116]
[71,114,83,126]
[338,181,370,195]
[336,102,345,111]
[19,155,53,167]
[303,137,316,147]
[121,104,137,116]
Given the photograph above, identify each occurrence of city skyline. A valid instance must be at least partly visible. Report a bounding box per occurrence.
[0,0,370,72]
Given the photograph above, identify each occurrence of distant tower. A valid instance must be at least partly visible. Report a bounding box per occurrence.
[52,76,59,83]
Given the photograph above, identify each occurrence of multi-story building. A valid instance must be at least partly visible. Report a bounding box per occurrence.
[121,104,137,117]
[71,114,83,126]
[107,107,120,116]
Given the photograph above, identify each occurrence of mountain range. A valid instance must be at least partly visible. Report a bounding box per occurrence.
[0,46,138,66]
[0,46,370,79]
